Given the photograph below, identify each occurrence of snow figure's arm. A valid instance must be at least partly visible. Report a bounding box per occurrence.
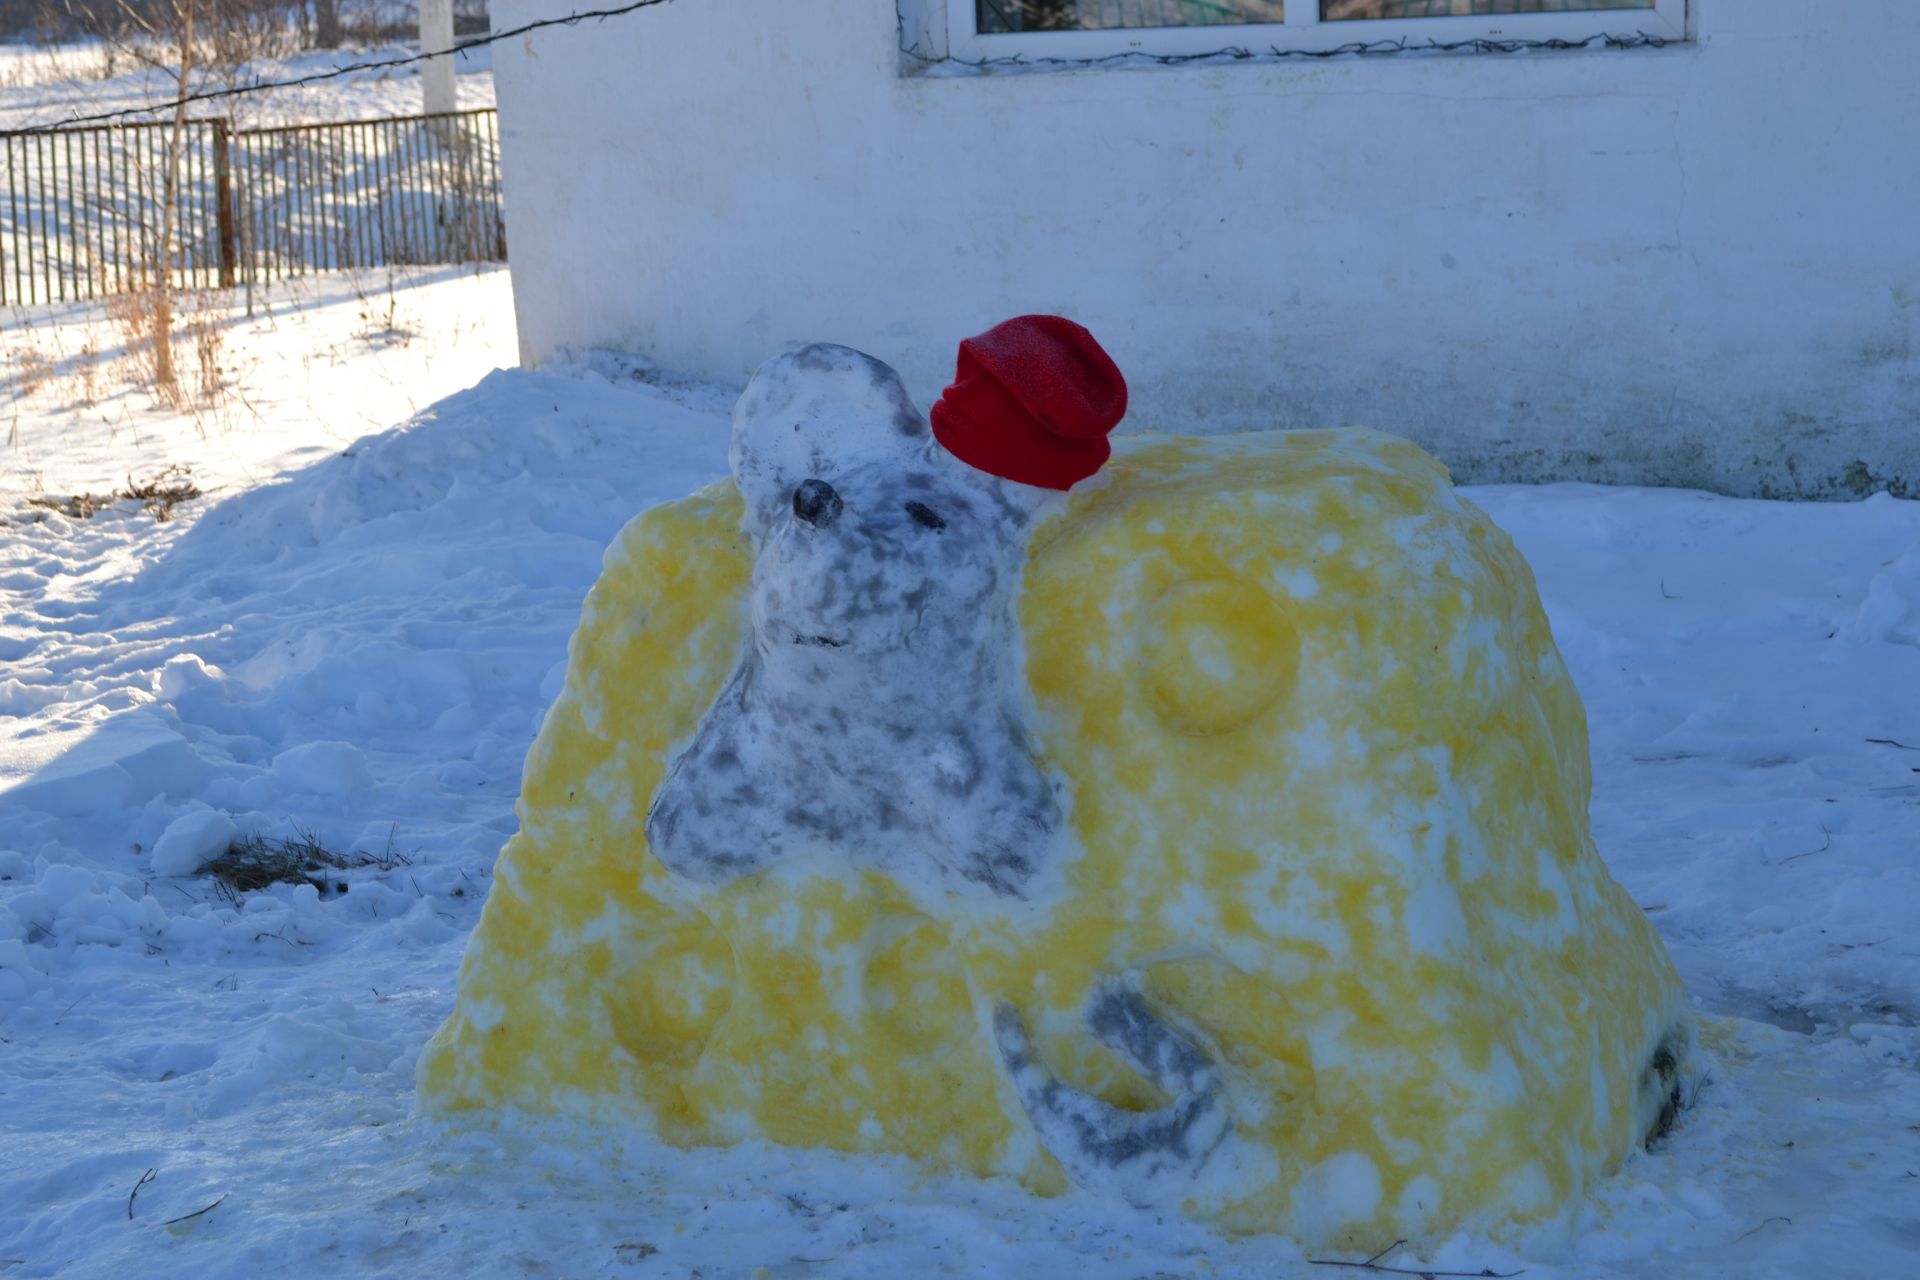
[645,665,787,882]
[919,713,1064,896]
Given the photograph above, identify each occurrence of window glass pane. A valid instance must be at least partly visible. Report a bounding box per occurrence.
[977,1,1285,33]
[1324,0,1650,19]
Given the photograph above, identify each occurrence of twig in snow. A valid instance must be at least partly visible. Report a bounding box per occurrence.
[55,995,89,1024]
[160,1194,227,1226]
[127,1168,157,1219]
[1866,737,1915,750]
[1733,1216,1791,1242]
[1307,1239,1522,1279]
[1778,830,1832,864]
[1659,580,1679,600]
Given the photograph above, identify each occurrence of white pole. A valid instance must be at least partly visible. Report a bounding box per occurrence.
[421,0,456,117]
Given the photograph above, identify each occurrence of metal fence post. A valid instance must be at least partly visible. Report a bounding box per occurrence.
[213,117,237,289]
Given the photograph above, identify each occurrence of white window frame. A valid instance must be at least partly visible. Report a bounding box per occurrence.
[903,1,1687,66]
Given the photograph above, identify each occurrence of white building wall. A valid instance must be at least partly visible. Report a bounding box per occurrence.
[490,0,1920,497]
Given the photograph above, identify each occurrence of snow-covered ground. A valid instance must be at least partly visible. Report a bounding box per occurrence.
[0,39,494,132]
[4,265,516,498]
[2,269,1918,1276]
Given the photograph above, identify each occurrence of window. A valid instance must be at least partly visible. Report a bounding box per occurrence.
[976,2,1286,32]
[909,0,1686,64]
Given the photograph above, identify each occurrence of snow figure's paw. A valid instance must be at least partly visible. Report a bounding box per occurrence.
[995,983,1239,1210]
[421,334,1693,1251]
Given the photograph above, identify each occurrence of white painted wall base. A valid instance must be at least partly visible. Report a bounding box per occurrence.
[491,0,1919,498]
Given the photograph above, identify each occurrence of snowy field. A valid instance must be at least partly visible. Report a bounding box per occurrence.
[2,266,1919,1276]
[0,39,494,132]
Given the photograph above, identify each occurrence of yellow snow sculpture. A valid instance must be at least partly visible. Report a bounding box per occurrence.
[420,421,1688,1248]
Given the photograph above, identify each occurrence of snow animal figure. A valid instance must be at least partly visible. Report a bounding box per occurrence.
[643,341,1067,897]
[420,318,1694,1250]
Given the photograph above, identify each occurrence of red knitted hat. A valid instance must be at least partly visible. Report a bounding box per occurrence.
[930,315,1128,491]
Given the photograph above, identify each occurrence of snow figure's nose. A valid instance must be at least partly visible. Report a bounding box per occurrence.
[792,479,844,529]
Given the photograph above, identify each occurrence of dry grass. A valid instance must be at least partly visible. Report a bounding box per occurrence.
[24,463,203,522]
[185,289,227,409]
[8,342,56,400]
[103,282,231,417]
[352,267,416,348]
[5,287,234,453]
[121,463,203,518]
[71,332,103,409]
[206,825,413,898]
[105,282,178,405]
[23,490,112,521]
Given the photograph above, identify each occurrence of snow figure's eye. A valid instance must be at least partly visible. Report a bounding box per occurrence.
[904,501,946,532]
[792,479,843,529]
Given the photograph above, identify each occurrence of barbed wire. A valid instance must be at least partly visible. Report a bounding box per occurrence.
[12,0,678,134]
[901,29,1675,72]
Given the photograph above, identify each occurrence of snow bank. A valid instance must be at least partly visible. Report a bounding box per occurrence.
[148,809,240,877]
[1840,531,1920,646]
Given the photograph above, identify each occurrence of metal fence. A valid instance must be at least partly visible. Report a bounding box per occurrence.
[0,108,505,306]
